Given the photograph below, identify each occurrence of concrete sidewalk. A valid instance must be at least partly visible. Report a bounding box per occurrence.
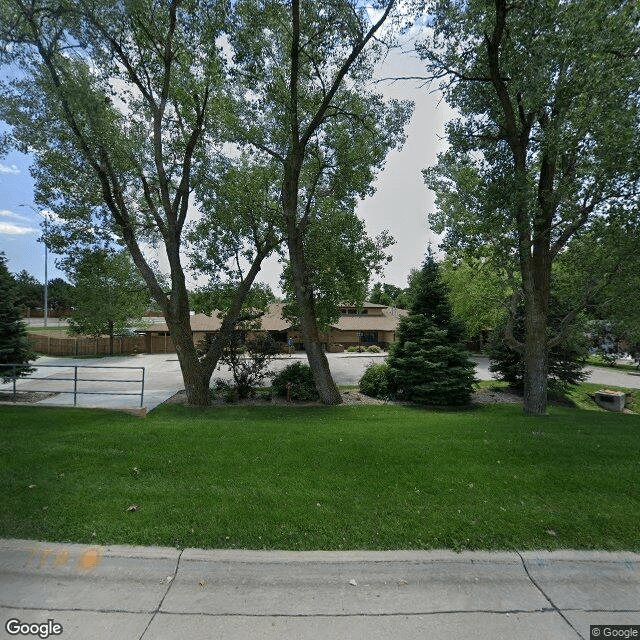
[1,539,638,639]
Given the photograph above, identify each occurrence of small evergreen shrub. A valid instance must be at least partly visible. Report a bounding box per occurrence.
[347,346,359,352]
[366,345,381,353]
[359,362,390,399]
[270,362,319,401]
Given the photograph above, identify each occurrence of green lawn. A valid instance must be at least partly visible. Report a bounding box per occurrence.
[1,402,639,551]
[587,355,640,373]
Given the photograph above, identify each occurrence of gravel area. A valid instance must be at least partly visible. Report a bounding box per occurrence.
[163,388,520,407]
[163,389,389,407]
[470,387,523,405]
[0,391,58,403]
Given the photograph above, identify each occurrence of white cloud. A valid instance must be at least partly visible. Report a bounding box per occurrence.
[0,209,32,222]
[0,162,21,175]
[0,221,36,235]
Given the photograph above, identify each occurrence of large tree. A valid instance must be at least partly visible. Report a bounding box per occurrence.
[66,249,150,355]
[12,270,43,312]
[0,0,280,405]
[46,277,75,311]
[229,0,412,404]
[420,0,640,413]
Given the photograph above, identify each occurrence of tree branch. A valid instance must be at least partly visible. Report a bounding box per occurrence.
[299,0,396,150]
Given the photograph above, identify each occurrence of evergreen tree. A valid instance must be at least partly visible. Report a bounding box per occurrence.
[487,297,589,396]
[387,252,476,406]
[0,253,37,380]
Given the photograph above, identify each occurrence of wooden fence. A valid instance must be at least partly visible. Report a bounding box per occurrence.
[146,334,176,354]
[27,333,151,356]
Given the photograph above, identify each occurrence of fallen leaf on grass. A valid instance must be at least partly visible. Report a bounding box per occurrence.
[546,529,557,536]
[125,504,139,512]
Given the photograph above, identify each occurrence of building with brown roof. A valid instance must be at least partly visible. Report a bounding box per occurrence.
[142,302,408,353]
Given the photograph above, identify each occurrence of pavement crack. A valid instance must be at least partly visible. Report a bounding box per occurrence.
[138,548,183,640]
[516,551,585,640]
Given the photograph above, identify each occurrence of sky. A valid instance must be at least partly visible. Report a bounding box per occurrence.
[0,40,453,295]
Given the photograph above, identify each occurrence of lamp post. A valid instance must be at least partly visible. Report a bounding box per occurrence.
[20,205,49,327]
[42,212,48,327]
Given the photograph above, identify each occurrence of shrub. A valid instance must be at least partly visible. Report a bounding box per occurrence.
[359,362,390,399]
[366,345,381,353]
[211,379,236,403]
[220,333,279,399]
[270,362,319,401]
[347,346,359,353]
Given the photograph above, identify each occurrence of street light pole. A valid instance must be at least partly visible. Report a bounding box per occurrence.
[20,204,49,326]
[43,212,48,327]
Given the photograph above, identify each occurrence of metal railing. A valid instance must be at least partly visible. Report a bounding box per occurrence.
[1,363,145,407]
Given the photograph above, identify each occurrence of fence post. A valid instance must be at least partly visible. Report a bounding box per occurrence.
[73,366,78,406]
[140,368,145,407]
[12,364,17,402]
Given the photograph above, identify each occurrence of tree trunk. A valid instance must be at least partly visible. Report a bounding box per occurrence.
[170,312,213,406]
[521,259,551,415]
[287,228,342,405]
[523,310,548,415]
[179,355,211,406]
[281,142,341,404]
[108,320,114,356]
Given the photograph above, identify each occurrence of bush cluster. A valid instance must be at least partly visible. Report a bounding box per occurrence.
[359,362,389,399]
[270,362,319,401]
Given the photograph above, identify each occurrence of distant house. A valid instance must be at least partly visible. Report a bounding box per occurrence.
[142,302,408,353]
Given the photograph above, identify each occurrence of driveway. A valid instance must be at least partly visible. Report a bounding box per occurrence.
[2,353,638,412]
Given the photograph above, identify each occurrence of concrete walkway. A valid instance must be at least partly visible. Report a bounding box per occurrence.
[1,539,638,639]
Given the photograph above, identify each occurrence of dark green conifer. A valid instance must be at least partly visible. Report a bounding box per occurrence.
[387,250,475,405]
[0,253,37,381]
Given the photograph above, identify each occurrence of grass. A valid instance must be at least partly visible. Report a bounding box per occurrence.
[476,380,639,414]
[1,402,639,552]
[587,355,640,373]
[567,382,639,414]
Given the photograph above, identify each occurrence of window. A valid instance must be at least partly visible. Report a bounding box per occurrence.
[359,331,378,344]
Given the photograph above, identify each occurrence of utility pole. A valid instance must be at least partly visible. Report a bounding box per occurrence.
[43,211,48,327]
[20,204,49,326]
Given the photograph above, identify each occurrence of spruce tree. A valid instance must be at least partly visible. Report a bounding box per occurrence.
[0,253,37,381]
[487,296,588,396]
[387,252,475,405]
